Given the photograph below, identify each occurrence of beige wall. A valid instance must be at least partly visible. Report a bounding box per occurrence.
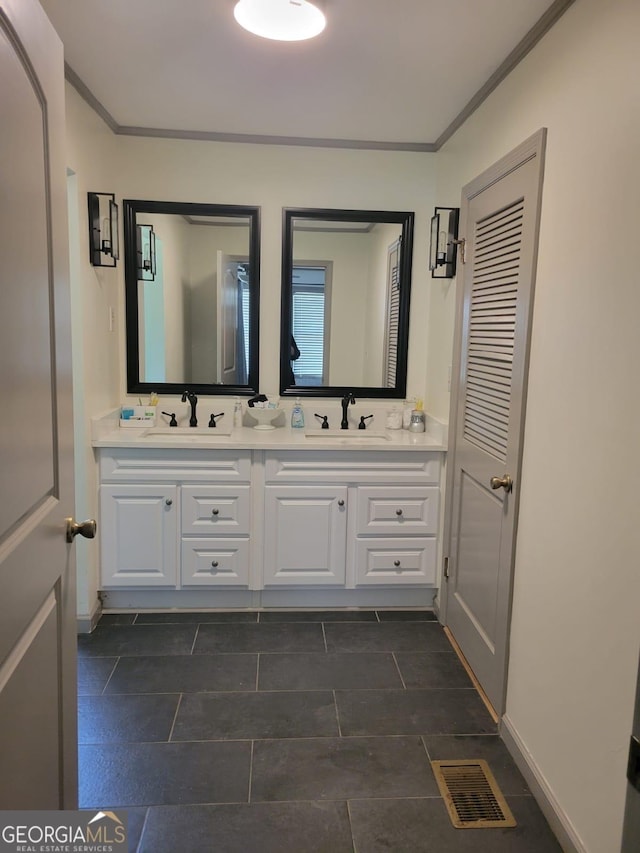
[433,0,640,850]
[112,138,436,401]
[65,85,119,623]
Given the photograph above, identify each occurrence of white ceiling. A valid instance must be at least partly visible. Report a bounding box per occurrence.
[39,0,570,149]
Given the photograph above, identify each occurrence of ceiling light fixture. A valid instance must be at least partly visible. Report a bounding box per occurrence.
[234,0,326,42]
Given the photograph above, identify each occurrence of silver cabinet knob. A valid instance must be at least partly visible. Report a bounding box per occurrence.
[395,508,403,516]
[65,518,97,543]
[212,508,220,516]
[338,499,345,507]
[394,560,401,567]
[165,498,173,506]
[211,560,219,568]
[490,474,513,492]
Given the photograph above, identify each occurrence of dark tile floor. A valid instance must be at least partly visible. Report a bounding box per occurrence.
[77,609,561,852]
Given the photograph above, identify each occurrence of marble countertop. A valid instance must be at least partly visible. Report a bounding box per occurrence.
[92,423,447,452]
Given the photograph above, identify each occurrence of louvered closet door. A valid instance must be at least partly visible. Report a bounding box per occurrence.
[446,131,546,714]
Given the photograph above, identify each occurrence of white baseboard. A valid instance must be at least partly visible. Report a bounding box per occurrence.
[76,597,102,635]
[500,714,586,853]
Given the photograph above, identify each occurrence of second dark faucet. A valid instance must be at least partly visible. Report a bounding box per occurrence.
[341,392,355,429]
[182,390,198,427]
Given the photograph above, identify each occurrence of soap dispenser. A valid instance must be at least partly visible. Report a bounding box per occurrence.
[291,398,305,429]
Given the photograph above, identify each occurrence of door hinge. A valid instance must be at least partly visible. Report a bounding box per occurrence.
[452,237,466,264]
[443,556,450,581]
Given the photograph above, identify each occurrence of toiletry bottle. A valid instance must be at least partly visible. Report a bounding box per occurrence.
[402,397,415,430]
[291,398,305,429]
[409,399,426,433]
[233,397,243,428]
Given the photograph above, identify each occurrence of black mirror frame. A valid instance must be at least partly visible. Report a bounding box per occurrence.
[280,207,414,398]
[124,199,261,396]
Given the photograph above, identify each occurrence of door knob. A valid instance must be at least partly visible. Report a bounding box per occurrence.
[490,474,513,493]
[66,517,97,543]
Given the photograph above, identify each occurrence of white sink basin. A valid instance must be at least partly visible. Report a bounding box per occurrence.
[141,425,233,439]
[304,429,390,440]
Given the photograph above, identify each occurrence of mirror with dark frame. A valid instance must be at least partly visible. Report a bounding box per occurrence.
[124,200,260,395]
[280,207,414,398]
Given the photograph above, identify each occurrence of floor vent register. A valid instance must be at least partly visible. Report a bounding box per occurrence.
[431,759,517,829]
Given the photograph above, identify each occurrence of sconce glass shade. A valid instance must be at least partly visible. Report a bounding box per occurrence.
[88,192,119,267]
[136,224,156,281]
[234,0,325,41]
[429,207,460,279]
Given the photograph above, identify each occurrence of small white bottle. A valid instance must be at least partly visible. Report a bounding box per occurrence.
[233,397,243,428]
[291,398,305,429]
[402,398,415,430]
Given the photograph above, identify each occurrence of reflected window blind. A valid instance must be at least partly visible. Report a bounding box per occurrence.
[385,240,401,387]
[292,287,325,383]
[463,200,524,461]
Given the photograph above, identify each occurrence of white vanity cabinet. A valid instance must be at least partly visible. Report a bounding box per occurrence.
[263,451,441,588]
[96,442,443,602]
[99,449,252,589]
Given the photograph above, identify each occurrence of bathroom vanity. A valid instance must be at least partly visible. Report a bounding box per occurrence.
[93,419,446,610]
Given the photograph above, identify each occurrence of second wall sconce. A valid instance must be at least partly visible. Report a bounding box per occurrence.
[88,192,119,267]
[429,206,460,279]
[136,223,156,281]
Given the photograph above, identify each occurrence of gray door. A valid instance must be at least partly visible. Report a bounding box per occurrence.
[443,130,546,714]
[621,652,640,851]
[0,0,80,808]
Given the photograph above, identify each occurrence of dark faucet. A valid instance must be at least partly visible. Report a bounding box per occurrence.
[341,392,355,429]
[181,390,198,427]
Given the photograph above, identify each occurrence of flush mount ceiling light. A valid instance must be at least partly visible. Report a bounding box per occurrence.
[234,0,326,41]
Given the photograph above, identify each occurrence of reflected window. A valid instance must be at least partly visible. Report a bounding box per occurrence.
[291,265,329,386]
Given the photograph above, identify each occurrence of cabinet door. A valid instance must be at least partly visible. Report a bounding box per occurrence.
[100,485,177,587]
[263,486,347,586]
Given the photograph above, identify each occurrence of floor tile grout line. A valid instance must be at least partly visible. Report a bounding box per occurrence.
[189,625,200,655]
[247,740,254,803]
[321,622,328,652]
[391,652,407,689]
[100,657,120,696]
[255,654,260,692]
[333,689,343,737]
[375,610,381,622]
[134,807,150,853]
[167,694,183,742]
[346,800,358,853]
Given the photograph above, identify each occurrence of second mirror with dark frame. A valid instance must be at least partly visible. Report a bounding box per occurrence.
[280,207,415,398]
[124,199,260,396]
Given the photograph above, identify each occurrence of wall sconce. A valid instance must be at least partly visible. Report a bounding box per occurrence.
[429,207,460,279]
[136,224,156,281]
[88,192,119,267]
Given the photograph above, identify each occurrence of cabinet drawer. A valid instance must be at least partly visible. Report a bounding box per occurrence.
[265,451,440,484]
[355,538,436,585]
[99,449,251,482]
[356,486,439,535]
[181,538,250,587]
[181,485,251,535]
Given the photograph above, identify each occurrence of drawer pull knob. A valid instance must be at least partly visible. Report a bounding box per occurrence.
[211,560,219,568]
[165,498,173,506]
[395,508,403,516]
[212,508,220,516]
[394,560,401,567]
[338,499,345,507]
